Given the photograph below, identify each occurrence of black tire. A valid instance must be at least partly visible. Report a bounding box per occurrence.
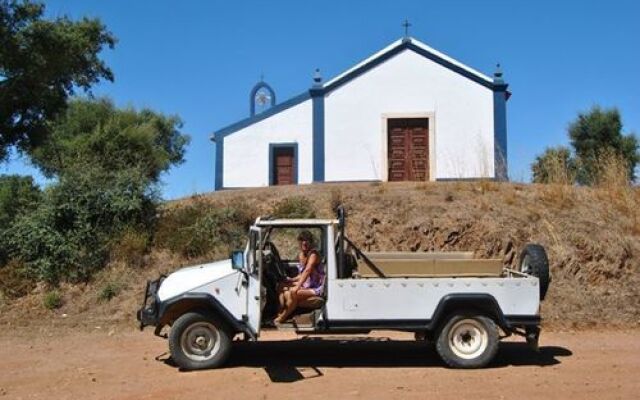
[436,313,499,369]
[518,243,550,300]
[168,311,233,370]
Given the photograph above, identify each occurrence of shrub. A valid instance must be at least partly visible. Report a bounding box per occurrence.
[0,260,36,299]
[110,229,150,267]
[532,146,576,185]
[43,290,62,310]
[6,167,157,283]
[98,281,123,302]
[590,149,631,189]
[271,196,316,219]
[155,199,255,259]
[0,175,41,266]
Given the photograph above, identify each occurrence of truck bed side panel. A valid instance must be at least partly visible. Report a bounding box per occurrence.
[325,277,540,321]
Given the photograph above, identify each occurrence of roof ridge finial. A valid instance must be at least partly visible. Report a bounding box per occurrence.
[494,63,504,84]
[313,68,322,87]
[402,19,412,39]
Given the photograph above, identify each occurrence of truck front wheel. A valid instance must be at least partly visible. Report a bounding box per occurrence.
[169,311,233,370]
[436,313,499,368]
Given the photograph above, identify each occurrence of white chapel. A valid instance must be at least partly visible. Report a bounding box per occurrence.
[212,35,509,189]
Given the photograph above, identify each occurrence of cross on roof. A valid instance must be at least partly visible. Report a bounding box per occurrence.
[402,19,412,37]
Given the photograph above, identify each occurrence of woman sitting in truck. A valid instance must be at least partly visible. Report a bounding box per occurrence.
[275,230,325,323]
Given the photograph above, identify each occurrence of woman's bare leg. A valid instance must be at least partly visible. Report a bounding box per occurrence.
[275,290,296,323]
[276,284,287,314]
[276,289,316,323]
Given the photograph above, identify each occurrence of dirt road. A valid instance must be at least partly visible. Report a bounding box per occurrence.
[0,329,637,400]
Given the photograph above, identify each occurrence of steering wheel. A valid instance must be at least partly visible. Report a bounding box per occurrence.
[263,241,288,282]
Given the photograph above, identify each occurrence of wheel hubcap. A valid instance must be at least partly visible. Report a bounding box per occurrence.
[448,319,488,360]
[195,336,207,348]
[180,322,221,361]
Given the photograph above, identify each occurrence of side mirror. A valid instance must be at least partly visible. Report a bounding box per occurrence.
[231,250,245,270]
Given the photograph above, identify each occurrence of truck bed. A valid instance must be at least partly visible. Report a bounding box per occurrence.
[358,251,503,278]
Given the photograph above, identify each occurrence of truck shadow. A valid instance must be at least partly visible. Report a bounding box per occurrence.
[220,337,572,382]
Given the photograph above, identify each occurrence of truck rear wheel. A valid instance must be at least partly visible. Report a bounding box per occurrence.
[169,311,233,370]
[436,313,499,368]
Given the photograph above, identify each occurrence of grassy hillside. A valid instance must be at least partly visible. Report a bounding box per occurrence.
[1,181,639,331]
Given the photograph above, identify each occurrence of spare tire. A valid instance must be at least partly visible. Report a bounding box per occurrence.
[518,244,550,300]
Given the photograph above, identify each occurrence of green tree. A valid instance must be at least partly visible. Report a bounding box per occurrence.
[569,106,639,184]
[531,106,639,186]
[5,99,189,283]
[531,146,576,184]
[0,0,116,161]
[30,98,189,180]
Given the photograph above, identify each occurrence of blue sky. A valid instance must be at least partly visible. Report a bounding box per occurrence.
[2,0,639,198]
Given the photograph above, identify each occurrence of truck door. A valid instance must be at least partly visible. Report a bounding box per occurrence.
[246,227,262,336]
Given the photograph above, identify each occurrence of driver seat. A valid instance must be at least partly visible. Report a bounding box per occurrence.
[297,296,325,311]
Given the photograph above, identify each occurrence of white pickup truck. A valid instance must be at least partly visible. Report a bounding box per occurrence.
[138,207,549,370]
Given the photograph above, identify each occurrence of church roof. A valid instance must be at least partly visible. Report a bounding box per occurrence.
[213,36,504,140]
[322,37,495,91]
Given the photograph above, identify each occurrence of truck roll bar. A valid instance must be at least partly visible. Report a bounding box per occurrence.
[336,205,346,279]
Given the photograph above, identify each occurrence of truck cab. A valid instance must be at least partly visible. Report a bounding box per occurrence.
[138,207,549,370]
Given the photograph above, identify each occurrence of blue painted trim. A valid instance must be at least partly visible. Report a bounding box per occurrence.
[269,143,298,185]
[323,39,497,93]
[214,134,224,190]
[493,84,508,181]
[215,92,311,138]
[311,88,325,182]
[249,81,276,116]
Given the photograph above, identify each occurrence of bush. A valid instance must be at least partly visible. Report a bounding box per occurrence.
[589,149,632,189]
[6,167,158,283]
[0,175,41,266]
[0,260,36,299]
[43,290,62,310]
[155,199,255,259]
[272,196,316,219]
[532,146,576,185]
[98,281,123,302]
[110,229,150,267]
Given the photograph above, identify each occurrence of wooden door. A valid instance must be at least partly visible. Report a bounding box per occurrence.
[387,118,429,181]
[273,147,294,185]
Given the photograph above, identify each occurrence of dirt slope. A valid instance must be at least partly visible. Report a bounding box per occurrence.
[1,181,639,330]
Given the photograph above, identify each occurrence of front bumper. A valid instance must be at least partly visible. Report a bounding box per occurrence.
[136,275,165,330]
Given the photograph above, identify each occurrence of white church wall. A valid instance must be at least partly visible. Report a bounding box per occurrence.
[324,49,495,181]
[223,99,313,188]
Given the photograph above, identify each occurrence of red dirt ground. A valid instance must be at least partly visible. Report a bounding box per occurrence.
[0,329,637,400]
